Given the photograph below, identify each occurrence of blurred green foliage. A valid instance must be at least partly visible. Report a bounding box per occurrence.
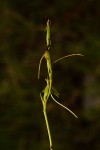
[0,0,100,150]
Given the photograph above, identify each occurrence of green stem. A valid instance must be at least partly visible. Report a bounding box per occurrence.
[43,106,53,150]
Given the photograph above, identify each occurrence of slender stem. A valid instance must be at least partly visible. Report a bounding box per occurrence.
[43,106,53,150]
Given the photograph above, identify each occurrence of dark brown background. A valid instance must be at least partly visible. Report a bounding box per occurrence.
[0,0,100,150]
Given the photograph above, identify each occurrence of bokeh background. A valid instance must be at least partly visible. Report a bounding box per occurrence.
[0,0,100,150]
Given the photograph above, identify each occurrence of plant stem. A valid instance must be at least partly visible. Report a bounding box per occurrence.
[43,106,53,150]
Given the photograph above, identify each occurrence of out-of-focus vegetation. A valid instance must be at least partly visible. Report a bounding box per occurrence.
[0,0,100,150]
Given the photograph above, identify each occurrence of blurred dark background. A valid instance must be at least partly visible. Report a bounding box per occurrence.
[0,0,100,150]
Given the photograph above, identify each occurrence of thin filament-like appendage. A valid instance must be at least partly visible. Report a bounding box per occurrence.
[53,54,84,63]
[51,94,78,118]
[38,54,45,79]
